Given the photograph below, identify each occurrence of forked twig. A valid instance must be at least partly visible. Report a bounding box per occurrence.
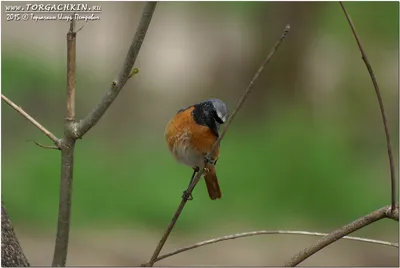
[1,94,61,148]
[51,3,157,266]
[144,24,291,267]
[339,2,397,212]
[284,205,398,266]
[147,230,397,265]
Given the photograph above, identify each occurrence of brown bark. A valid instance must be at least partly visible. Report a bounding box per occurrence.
[1,201,30,267]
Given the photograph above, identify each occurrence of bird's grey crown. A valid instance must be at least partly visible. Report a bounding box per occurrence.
[202,98,229,123]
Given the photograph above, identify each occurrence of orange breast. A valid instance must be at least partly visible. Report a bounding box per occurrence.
[165,106,220,163]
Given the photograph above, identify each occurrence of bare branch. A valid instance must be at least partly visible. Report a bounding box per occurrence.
[284,205,396,266]
[339,2,397,212]
[385,203,399,221]
[66,22,77,121]
[147,230,397,265]
[1,201,30,267]
[143,199,187,267]
[52,142,75,267]
[144,24,291,267]
[27,140,61,150]
[51,4,157,266]
[1,94,61,148]
[207,24,291,160]
[75,2,157,138]
[52,19,78,267]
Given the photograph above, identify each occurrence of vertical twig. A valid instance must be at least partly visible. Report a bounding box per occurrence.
[144,24,291,267]
[66,21,76,121]
[52,20,77,267]
[339,2,397,212]
[52,143,75,267]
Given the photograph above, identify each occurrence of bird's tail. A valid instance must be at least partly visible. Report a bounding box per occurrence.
[204,164,222,200]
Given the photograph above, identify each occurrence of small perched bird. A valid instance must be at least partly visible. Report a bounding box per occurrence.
[165,98,229,200]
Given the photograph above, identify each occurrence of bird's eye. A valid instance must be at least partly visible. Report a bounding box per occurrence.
[214,110,225,124]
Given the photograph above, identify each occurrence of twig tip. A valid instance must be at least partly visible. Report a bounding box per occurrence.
[26,139,60,150]
[76,25,84,33]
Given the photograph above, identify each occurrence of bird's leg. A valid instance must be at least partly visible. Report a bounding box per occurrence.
[182,168,199,201]
[187,167,199,187]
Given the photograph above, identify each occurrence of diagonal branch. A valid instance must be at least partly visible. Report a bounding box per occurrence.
[339,2,397,212]
[75,2,157,138]
[207,24,290,159]
[148,229,397,265]
[284,205,398,266]
[1,94,61,148]
[185,24,291,201]
[144,24,291,267]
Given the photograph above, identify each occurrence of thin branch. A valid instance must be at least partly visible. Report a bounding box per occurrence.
[385,203,399,221]
[27,140,60,150]
[207,24,291,160]
[339,2,397,212]
[284,205,397,266]
[52,142,75,267]
[147,230,397,265]
[66,22,77,121]
[1,94,61,148]
[75,2,157,138]
[143,198,188,267]
[52,19,78,267]
[144,24,291,267]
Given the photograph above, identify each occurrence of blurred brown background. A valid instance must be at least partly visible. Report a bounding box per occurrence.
[1,1,399,266]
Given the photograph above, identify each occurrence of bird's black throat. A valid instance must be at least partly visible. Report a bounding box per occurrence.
[192,103,220,137]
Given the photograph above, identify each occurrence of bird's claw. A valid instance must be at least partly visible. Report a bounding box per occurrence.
[204,155,216,165]
[182,190,193,201]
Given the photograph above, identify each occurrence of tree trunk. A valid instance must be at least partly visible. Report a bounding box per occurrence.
[1,201,30,267]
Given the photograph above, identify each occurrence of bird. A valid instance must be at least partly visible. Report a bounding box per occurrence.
[165,98,229,200]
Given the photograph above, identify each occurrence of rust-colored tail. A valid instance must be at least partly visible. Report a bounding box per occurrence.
[204,164,222,200]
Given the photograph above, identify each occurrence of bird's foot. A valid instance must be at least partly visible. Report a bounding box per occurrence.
[203,167,210,173]
[204,155,216,165]
[182,190,193,201]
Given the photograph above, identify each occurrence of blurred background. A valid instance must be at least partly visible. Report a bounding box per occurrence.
[1,1,399,266]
